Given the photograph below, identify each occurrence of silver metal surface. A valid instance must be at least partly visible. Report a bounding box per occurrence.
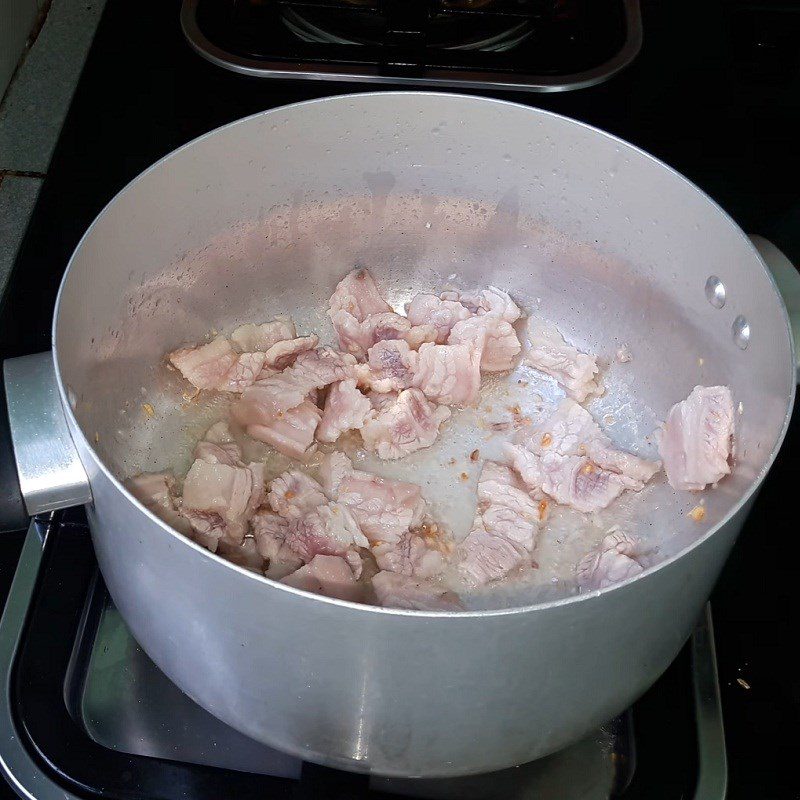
[692,605,728,800]
[180,0,643,93]
[3,93,790,776]
[3,351,91,515]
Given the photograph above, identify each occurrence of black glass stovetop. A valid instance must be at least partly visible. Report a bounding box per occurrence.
[1,0,800,797]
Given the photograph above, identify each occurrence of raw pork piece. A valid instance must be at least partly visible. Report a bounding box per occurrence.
[413,340,483,407]
[524,316,601,403]
[268,470,327,520]
[406,294,472,344]
[230,318,296,352]
[193,421,242,466]
[576,531,644,589]
[261,334,319,371]
[319,452,426,544]
[232,347,356,430]
[372,571,462,611]
[360,388,451,460]
[458,461,541,585]
[246,400,321,460]
[281,555,363,602]
[354,340,418,393]
[504,399,660,513]
[285,503,368,577]
[316,379,373,443]
[250,509,303,579]
[126,472,193,537]
[449,316,521,373]
[180,454,264,547]
[217,352,268,393]
[329,268,393,321]
[657,385,734,491]
[440,287,522,322]
[372,528,447,578]
[169,335,239,391]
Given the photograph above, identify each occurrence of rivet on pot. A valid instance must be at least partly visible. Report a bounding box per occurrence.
[732,315,750,350]
[705,276,726,308]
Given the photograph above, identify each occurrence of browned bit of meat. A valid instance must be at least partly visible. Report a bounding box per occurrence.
[688,505,706,522]
[541,433,553,447]
[508,404,521,415]
[538,499,549,521]
[460,472,469,481]
[470,449,480,461]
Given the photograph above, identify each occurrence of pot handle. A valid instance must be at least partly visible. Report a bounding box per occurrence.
[1,352,91,530]
[749,235,800,383]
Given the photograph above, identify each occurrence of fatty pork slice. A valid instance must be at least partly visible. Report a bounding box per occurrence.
[413,337,483,407]
[354,340,418,393]
[126,472,194,538]
[169,335,239,391]
[360,388,451,460]
[372,571,462,611]
[261,334,319,371]
[281,555,363,602]
[285,503,368,578]
[267,470,327,520]
[372,527,448,579]
[216,352,268,393]
[250,509,303,579]
[458,462,541,585]
[319,452,426,544]
[232,347,356,431]
[330,267,394,321]
[504,399,660,513]
[524,316,601,403]
[230,317,296,352]
[316,378,373,443]
[441,286,522,323]
[576,531,644,589]
[657,385,734,491]
[247,399,321,460]
[406,294,472,344]
[180,455,264,548]
[448,315,521,373]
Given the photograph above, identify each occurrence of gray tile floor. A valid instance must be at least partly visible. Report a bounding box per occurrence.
[0,0,106,297]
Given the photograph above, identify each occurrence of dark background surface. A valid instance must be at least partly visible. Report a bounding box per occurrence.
[2,0,800,796]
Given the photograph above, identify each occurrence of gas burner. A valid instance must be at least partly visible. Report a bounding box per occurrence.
[181,0,642,92]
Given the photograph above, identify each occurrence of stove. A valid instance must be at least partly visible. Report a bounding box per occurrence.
[2,0,800,797]
[180,0,643,91]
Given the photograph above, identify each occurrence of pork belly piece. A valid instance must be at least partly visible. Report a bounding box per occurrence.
[504,399,660,513]
[524,316,601,403]
[367,390,399,411]
[441,286,522,323]
[168,335,239,391]
[332,309,435,360]
[193,421,242,466]
[216,351,268,393]
[247,400,321,460]
[126,472,194,537]
[458,461,541,585]
[448,316,521,373]
[268,470,327,520]
[413,339,483,407]
[232,347,356,430]
[281,555,363,602]
[372,528,447,578]
[657,385,734,491]
[316,379,373,443]
[354,340,419,393]
[230,318,296,352]
[319,452,426,544]
[372,571,462,611]
[330,268,393,321]
[360,388,451,460]
[406,294,472,344]
[576,531,644,589]
[285,503,368,577]
[250,509,303,579]
[180,457,264,547]
[262,334,319,371]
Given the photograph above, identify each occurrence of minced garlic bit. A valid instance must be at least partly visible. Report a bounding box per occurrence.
[460,472,469,481]
[538,499,549,521]
[142,402,155,418]
[470,449,480,461]
[541,433,553,447]
[688,505,706,522]
[736,678,751,690]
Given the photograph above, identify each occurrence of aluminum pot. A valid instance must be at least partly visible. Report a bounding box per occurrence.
[3,93,797,778]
